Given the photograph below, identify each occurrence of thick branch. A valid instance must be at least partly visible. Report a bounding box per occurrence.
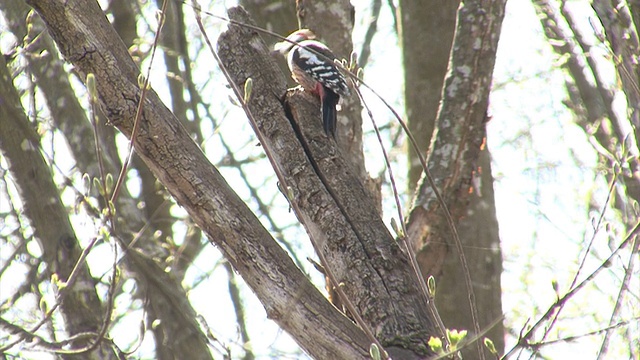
[218,7,436,358]
[400,0,460,191]
[2,3,213,358]
[24,0,368,358]
[407,0,507,357]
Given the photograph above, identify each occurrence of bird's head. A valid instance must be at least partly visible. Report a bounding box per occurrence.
[273,29,317,54]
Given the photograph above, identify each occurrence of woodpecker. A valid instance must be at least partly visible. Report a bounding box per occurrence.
[274,29,350,138]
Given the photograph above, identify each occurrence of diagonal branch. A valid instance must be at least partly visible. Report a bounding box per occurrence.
[217,6,438,358]
[24,0,369,358]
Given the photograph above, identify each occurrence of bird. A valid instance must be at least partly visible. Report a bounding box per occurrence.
[274,29,350,138]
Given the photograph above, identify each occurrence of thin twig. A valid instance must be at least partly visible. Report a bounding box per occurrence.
[531,317,639,348]
[0,235,99,353]
[357,0,381,67]
[596,235,638,359]
[51,238,119,355]
[110,0,168,204]
[503,221,640,358]
[223,261,255,360]
[539,172,618,346]
[355,85,448,344]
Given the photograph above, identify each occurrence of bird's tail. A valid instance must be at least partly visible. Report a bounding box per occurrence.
[322,90,340,138]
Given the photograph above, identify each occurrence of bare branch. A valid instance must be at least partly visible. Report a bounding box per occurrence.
[0,52,116,360]
[217,7,438,358]
[23,1,369,358]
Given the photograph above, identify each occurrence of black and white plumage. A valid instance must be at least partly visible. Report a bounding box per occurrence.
[274,29,350,137]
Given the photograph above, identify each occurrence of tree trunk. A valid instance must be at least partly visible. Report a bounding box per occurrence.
[399,0,460,192]
[436,148,505,357]
[404,0,507,358]
[24,0,371,358]
[218,8,438,357]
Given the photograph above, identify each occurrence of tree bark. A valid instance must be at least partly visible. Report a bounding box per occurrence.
[239,0,298,83]
[24,0,370,358]
[405,0,507,357]
[399,0,460,192]
[218,7,437,358]
[436,148,505,357]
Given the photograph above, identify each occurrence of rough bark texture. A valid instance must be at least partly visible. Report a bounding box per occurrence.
[436,149,505,356]
[399,0,505,355]
[406,0,507,357]
[239,0,298,85]
[399,0,460,192]
[293,0,380,315]
[0,54,115,360]
[3,3,213,358]
[23,0,369,358]
[218,7,437,358]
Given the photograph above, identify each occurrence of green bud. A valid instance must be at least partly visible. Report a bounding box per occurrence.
[105,173,114,195]
[447,329,467,348]
[350,51,358,70]
[244,78,253,103]
[86,73,97,102]
[390,218,399,238]
[82,173,91,194]
[94,177,105,197]
[369,343,381,360]
[484,337,497,355]
[138,74,146,89]
[427,275,436,299]
[427,336,443,354]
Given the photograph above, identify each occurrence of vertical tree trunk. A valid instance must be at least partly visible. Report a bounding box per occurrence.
[436,148,505,356]
[403,0,507,357]
[399,0,460,192]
